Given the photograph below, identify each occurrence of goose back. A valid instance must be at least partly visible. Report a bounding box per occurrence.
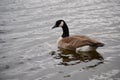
[58,35,101,50]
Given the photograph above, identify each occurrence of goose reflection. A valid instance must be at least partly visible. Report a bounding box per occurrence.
[51,48,104,66]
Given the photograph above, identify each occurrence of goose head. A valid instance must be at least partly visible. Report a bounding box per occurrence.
[52,20,65,29]
[52,20,69,38]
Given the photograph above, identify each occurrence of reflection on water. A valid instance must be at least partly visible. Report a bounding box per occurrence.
[50,48,104,67]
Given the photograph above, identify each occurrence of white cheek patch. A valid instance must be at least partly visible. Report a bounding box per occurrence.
[59,21,64,27]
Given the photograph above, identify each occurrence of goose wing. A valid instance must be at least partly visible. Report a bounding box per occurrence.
[58,35,99,50]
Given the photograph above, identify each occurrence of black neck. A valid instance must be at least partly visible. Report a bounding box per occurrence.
[62,22,69,38]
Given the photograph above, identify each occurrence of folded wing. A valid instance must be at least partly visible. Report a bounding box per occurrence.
[58,35,103,50]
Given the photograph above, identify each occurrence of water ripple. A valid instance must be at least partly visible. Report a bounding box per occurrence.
[0,0,120,80]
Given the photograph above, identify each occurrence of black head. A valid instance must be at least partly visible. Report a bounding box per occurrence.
[52,20,65,29]
[52,20,69,38]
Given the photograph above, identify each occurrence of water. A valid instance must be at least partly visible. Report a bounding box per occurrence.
[0,0,120,80]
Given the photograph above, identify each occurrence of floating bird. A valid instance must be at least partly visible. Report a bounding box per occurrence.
[52,20,104,52]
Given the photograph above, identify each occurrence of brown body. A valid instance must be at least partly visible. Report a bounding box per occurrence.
[58,35,103,50]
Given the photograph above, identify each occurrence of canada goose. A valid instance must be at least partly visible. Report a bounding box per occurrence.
[52,20,104,52]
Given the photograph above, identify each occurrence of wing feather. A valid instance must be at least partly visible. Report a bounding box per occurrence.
[58,35,99,50]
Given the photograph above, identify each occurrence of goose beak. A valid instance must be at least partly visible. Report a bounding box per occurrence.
[52,26,56,29]
[52,25,57,29]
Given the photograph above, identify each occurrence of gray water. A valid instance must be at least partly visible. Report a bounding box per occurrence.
[0,0,120,80]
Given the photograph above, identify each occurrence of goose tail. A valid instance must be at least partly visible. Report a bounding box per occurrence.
[90,42,104,47]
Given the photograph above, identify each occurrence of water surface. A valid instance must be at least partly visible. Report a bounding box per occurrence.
[0,0,120,80]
